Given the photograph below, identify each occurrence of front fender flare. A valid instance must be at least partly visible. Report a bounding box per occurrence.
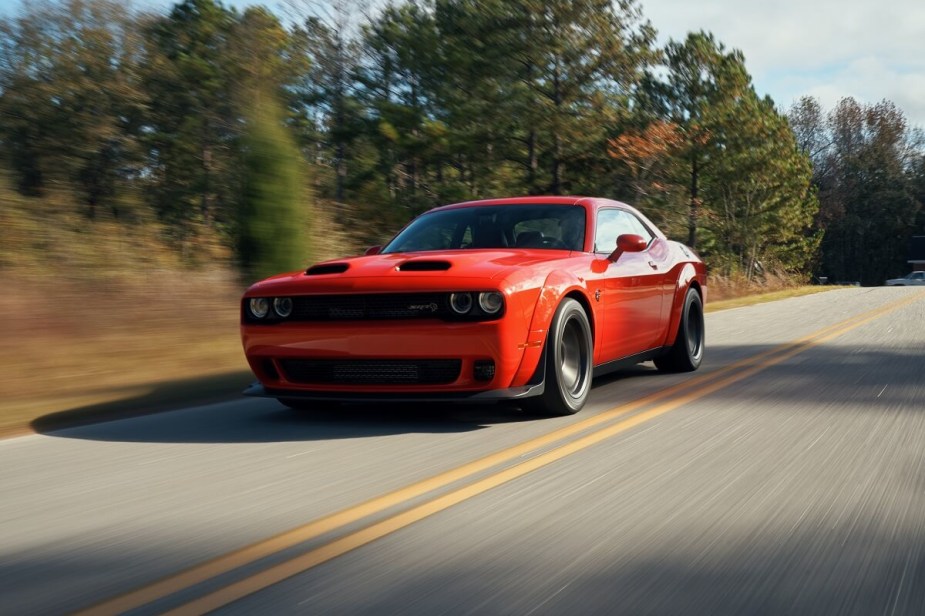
[509,270,594,387]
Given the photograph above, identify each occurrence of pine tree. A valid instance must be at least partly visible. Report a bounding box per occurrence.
[237,95,309,282]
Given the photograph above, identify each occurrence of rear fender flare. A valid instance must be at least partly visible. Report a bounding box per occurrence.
[663,263,701,347]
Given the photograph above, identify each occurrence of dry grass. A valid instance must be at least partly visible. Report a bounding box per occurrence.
[0,270,250,435]
[705,270,802,303]
[705,285,838,313]
[0,181,361,436]
[704,271,837,311]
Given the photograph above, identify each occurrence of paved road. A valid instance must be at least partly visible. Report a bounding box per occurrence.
[2,287,924,615]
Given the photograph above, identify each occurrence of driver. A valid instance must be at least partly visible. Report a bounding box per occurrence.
[559,211,585,251]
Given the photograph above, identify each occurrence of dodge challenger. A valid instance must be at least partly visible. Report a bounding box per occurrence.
[241,196,706,416]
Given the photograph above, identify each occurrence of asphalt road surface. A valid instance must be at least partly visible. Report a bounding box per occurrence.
[2,287,925,615]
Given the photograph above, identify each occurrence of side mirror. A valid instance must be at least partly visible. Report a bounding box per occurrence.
[365,245,382,256]
[607,234,648,262]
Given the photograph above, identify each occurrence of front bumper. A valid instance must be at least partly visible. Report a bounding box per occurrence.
[241,314,544,394]
[243,380,545,403]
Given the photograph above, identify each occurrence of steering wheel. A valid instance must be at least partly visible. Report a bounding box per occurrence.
[541,238,570,250]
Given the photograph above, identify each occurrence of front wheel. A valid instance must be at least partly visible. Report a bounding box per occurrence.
[530,298,593,416]
[654,287,704,372]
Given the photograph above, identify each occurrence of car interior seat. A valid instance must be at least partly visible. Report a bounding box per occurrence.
[514,230,545,248]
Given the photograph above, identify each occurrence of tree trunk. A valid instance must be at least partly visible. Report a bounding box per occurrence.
[550,56,562,195]
[688,154,699,248]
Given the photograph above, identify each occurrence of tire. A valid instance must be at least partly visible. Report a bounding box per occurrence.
[530,298,593,416]
[654,286,704,373]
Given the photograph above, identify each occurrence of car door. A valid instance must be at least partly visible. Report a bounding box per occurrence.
[592,208,668,361]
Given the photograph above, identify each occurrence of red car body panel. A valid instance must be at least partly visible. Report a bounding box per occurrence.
[240,197,706,401]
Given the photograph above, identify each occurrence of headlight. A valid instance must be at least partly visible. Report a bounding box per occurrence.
[478,291,504,314]
[273,297,293,318]
[449,292,473,314]
[248,298,270,319]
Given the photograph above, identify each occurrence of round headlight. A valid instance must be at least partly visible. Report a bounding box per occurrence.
[273,297,293,318]
[478,291,504,315]
[449,292,473,314]
[248,298,270,319]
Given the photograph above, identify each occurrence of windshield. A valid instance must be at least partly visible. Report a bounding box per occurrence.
[382,205,586,254]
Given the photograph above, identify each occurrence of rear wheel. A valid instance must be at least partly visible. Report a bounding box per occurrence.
[655,287,704,372]
[529,298,593,416]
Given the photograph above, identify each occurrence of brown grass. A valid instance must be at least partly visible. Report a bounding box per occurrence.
[0,180,361,436]
[705,270,803,303]
[0,270,250,435]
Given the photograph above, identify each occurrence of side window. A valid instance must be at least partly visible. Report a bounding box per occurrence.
[913,272,924,280]
[595,209,653,254]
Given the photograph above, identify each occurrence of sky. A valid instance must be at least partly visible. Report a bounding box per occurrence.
[640,0,925,128]
[1,0,923,128]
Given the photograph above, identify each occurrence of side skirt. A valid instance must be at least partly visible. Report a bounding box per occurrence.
[592,347,669,379]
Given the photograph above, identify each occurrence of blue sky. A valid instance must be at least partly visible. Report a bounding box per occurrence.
[2,0,923,128]
[643,0,925,128]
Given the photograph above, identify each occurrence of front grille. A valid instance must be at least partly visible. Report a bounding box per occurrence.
[290,293,449,321]
[279,359,462,385]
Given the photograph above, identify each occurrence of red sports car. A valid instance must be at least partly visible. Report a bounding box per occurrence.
[241,196,706,415]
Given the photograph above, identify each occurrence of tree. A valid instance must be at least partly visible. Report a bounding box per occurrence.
[703,93,819,278]
[648,31,751,249]
[0,0,146,214]
[799,97,923,284]
[291,1,366,207]
[237,94,309,281]
[485,0,657,195]
[607,119,686,232]
[627,32,818,277]
[141,0,240,235]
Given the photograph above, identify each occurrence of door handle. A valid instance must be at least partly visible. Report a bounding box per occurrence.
[647,261,658,270]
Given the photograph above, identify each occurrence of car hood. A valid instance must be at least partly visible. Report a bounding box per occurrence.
[246,249,576,295]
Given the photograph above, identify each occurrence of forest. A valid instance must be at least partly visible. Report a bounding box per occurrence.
[2,0,924,286]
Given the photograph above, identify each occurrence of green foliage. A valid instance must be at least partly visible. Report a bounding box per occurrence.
[0,0,146,215]
[0,0,922,286]
[701,93,820,278]
[140,0,241,236]
[790,97,924,284]
[237,95,309,282]
[621,32,822,279]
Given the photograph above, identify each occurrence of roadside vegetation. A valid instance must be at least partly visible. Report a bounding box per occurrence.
[1,0,923,433]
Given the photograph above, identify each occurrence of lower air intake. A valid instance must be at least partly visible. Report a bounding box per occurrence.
[279,359,462,385]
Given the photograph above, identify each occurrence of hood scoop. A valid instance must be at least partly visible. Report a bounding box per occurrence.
[306,263,350,275]
[397,260,452,272]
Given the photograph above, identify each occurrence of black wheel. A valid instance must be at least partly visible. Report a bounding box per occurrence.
[530,298,593,416]
[654,287,704,372]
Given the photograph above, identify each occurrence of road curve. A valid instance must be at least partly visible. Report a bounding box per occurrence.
[1,287,924,615]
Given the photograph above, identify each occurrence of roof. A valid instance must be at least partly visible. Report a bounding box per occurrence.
[429,196,634,213]
[909,236,925,262]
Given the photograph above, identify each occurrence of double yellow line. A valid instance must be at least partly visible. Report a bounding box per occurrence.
[78,290,924,615]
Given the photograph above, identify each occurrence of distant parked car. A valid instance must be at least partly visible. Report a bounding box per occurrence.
[885,272,925,286]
